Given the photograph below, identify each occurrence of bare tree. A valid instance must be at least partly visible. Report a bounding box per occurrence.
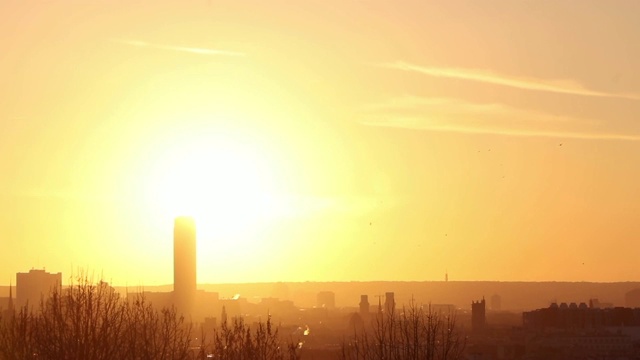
[0,275,304,360]
[122,295,193,360]
[0,276,193,360]
[341,301,466,360]
[203,316,300,360]
[0,309,34,360]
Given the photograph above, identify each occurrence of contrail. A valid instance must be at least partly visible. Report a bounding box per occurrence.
[360,118,640,142]
[110,38,245,57]
[380,61,640,100]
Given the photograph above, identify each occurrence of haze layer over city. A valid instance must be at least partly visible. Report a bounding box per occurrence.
[2,0,640,288]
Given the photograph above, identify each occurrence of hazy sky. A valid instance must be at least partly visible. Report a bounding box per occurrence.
[2,0,640,285]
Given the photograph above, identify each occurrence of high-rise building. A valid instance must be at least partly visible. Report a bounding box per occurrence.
[16,269,62,309]
[174,216,196,317]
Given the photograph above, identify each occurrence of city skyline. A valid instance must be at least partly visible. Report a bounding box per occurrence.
[2,1,640,285]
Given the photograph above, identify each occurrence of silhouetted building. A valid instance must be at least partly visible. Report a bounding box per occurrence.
[523,302,640,329]
[359,295,370,316]
[125,218,218,323]
[384,292,395,314]
[16,269,61,309]
[472,297,486,332]
[174,216,196,317]
[490,294,501,311]
[625,288,640,308]
[317,291,335,309]
[589,298,613,309]
[220,297,244,320]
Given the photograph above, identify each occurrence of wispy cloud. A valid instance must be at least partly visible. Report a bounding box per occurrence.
[362,119,640,141]
[362,95,584,124]
[360,95,640,141]
[110,38,245,57]
[380,61,640,100]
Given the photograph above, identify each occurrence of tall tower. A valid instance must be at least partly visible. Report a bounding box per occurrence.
[384,292,395,314]
[359,295,370,316]
[471,297,486,333]
[174,216,196,317]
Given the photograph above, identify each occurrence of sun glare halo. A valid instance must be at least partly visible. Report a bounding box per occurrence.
[145,134,287,238]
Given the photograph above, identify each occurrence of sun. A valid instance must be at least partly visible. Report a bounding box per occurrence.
[145,131,286,237]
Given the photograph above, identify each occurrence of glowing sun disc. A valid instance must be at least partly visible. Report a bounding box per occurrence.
[145,134,281,236]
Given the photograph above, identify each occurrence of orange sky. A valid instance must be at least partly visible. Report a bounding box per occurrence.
[2,0,640,285]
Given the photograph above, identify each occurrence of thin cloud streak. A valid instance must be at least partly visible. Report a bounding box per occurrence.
[361,118,640,142]
[359,95,639,141]
[110,38,245,57]
[362,95,586,124]
[381,61,640,100]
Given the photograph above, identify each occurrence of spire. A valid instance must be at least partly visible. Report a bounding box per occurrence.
[221,305,227,325]
[8,280,13,311]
